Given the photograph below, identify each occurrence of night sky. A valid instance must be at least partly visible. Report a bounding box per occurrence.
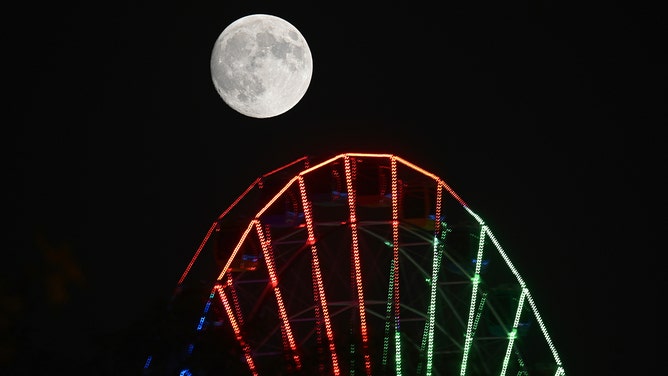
[8,1,662,375]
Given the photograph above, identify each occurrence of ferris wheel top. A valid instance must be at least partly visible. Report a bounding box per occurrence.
[154,151,566,376]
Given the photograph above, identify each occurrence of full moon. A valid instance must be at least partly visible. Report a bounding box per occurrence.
[210,14,313,118]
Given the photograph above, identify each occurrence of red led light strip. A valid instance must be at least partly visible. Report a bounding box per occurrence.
[391,156,402,371]
[344,156,372,375]
[254,220,302,370]
[298,175,341,375]
[215,284,258,375]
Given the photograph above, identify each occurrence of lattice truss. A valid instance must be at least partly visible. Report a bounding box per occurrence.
[147,153,565,376]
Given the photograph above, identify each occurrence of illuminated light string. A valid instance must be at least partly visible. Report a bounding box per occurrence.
[299,176,341,375]
[422,183,444,376]
[378,157,401,373]
[381,255,395,370]
[143,356,152,370]
[196,293,214,332]
[459,224,487,376]
[422,232,446,375]
[390,156,403,376]
[216,220,257,281]
[344,156,373,375]
[174,155,304,286]
[482,224,564,369]
[500,288,529,376]
[254,220,302,370]
[471,291,488,339]
[301,174,327,375]
[464,211,564,374]
[215,284,258,376]
[178,286,221,362]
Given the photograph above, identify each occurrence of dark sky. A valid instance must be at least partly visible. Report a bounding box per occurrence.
[8,0,663,375]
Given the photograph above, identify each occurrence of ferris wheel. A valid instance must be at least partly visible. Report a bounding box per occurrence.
[142,153,566,376]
